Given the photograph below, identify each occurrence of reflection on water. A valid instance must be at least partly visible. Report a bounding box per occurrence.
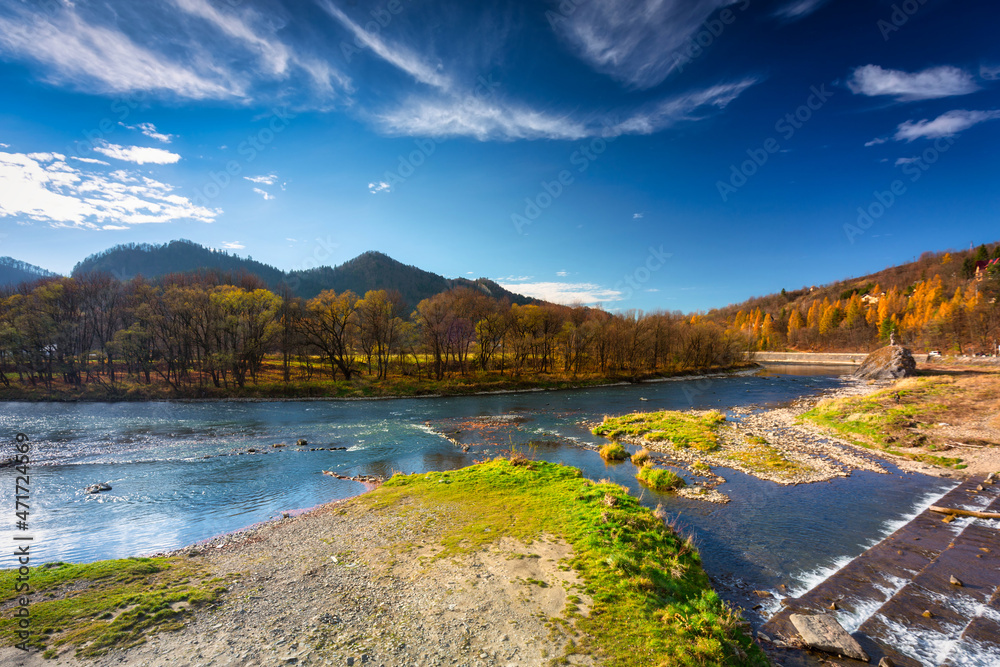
[0,366,951,616]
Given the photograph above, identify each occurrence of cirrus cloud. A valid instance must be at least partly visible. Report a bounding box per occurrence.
[847,65,979,101]
[894,109,1000,141]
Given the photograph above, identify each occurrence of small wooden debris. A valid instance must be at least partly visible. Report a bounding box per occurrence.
[942,514,955,523]
[929,505,1000,520]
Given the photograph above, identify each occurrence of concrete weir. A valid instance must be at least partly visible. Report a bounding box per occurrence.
[761,474,1000,666]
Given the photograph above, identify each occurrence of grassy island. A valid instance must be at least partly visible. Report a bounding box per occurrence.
[593,410,726,452]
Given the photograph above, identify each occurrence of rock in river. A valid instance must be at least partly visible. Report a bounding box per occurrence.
[85,483,112,494]
[854,345,916,380]
[790,613,870,662]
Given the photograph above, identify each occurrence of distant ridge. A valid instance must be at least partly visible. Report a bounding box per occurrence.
[709,241,1000,317]
[70,240,538,308]
[0,256,59,287]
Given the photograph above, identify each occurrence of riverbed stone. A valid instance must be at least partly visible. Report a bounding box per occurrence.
[789,613,870,662]
[854,345,916,380]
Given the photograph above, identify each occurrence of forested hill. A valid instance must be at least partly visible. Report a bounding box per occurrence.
[70,241,537,308]
[287,251,537,306]
[71,240,286,285]
[707,241,1000,353]
[0,257,59,287]
[710,242,1000,320]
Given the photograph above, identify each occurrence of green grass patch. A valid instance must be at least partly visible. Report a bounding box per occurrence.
[365,459,764,666]
[630,448,650,466]
[0,557,225,656]
[593,411,725,452]
[599,442,628,461]
[635,466,686,492]
[727,444,809,476]
[801,379,964,468]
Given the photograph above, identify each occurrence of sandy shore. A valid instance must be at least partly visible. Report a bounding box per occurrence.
[4,494,597,667]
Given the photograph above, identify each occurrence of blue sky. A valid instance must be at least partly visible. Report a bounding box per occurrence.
[0,0,997,312]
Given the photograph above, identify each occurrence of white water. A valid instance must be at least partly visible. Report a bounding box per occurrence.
[764,484,958,621]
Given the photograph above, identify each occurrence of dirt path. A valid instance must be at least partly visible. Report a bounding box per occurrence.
[4,497,594,667]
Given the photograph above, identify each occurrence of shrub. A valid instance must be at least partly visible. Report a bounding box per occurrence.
[636,465,685,491]
[631,448,650,465]
[599,442,628,461]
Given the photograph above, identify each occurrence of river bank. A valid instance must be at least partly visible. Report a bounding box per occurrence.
[0,459,767,666]
[0,363,759,403]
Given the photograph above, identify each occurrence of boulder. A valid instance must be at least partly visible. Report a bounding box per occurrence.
[854,345,916,380]
[85,483,112,494]
[790,613,870,662]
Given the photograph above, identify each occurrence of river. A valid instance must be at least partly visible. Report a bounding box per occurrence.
[0,365,953,621]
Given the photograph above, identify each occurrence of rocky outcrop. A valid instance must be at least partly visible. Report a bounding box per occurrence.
[790,613,870,662]
[854,345,916,380]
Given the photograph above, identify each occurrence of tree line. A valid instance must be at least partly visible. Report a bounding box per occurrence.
[0,272,751,392]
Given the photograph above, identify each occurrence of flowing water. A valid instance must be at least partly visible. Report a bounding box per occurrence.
[0,366,954,626]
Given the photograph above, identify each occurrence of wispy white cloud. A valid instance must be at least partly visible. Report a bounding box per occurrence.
[549,0,735,89]
[632,212,644,219]
[121,122,174,143]
[847,65,979,101]
[377,79,757,140]
[171,0,288,76]
[773,0,828,21]
[244,174,277,185]
[0,1,347,104]
[498,281,623,305]
[221,241,245,249]
[611,79,757,134]
[981,64,1000,81]
[0,5,242,100]
[864,137,888,147]
[94,142,182,165]
[376,93,590,140]
[317,0,449,89]
[0,150,218,229]
[252,187,274,201]
[69,156,111,166]
[368,181,391,194]
[894,109,1000,141]
[894,157,920,166]
[556,270,569,277]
